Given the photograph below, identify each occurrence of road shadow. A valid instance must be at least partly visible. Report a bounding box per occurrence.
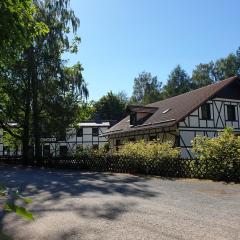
[0,165,159,239]
[0,165,158,199]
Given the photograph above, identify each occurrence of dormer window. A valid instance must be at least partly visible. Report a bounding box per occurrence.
[126,105,158,126]
[130,112,137,125]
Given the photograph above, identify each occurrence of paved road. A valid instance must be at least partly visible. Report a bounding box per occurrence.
[0,166,240,240]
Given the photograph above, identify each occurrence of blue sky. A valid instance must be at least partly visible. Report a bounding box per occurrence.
[66,0,240,101]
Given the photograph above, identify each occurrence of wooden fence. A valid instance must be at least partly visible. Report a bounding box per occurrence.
[0,155,239,182]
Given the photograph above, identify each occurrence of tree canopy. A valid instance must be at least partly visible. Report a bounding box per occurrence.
[0,0,88,161]
[1,0,240,162]
[130,47,240,105]
[0,0,48,64]
[192,49,240,89]
[162,65,192,98]
[93,92,127,121]
[130,72,162,105]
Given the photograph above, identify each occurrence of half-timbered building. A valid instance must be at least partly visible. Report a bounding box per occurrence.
[104,76,240,158]
[41,121,111,157]
[0,121,113,157]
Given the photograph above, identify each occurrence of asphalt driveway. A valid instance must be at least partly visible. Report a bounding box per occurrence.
[0,165,240,240]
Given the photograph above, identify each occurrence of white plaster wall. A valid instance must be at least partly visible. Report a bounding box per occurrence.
[178,97,240,158]
[180,131,195,147]
[179,98,240,129]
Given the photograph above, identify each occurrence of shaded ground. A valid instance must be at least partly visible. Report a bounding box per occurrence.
[0,166,240,240]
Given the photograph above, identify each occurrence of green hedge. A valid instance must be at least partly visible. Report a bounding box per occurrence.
[73,131,240,182]
[192,127,240,181]
[75,141,189,177]
[2,129,240,182]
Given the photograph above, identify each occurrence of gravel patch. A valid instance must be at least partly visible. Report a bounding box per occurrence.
[0,166,240,240]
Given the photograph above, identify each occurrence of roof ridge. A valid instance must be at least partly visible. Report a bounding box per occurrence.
[147,75,238,107]
[105,75,239,135]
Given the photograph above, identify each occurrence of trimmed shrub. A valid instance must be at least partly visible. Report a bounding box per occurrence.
[114,140,181,175]
[75,140,182,176]
[116,140,180,159]
[192,127,240,181]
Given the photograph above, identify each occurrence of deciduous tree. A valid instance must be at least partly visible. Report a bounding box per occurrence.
[131,72,162,104]
[0,0,88,162]
[94,92,126,120]
[162,65,191,98]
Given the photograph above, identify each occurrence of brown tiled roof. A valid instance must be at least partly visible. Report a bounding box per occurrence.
[126,105,158,113]
[105,76,239,135]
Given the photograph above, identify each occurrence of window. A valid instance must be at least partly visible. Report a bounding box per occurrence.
[201,103,211,120]
[76,127,83,137]
[92,127,99,136]
[59,146,68,156]
[130,112,137,125]
[227,105,236,121]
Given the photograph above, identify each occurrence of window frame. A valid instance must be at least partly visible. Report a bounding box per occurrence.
[226,105,237,121]
[76,127,83,137]
[92,127,99,136]
[201,103,211,120]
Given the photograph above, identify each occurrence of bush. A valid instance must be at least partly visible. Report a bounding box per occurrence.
[116,140,180,159]
[114,140,181,175]
[74,140,181,175]
[192,127,240,181]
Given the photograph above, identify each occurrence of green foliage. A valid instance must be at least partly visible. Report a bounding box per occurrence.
[130,47,240,102]
[62,63,88,97]
[214,53,240,80]
[0,0,48,64]
[3,130,21,150]
[191,62,216,88]
[0,0,88,160]
[115,140,180,173]
[130,72,162,104]
[0,184,34,220]
[117,140,180,159]
[94,91,127,120]
[162,65,192,98]
[41,63,88,138]
[75,101,96,123]
[75,140,181,175]
[73,135,240,181]
[103,143,110,152]
[192,128,240,180]
[191,48,240,89]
